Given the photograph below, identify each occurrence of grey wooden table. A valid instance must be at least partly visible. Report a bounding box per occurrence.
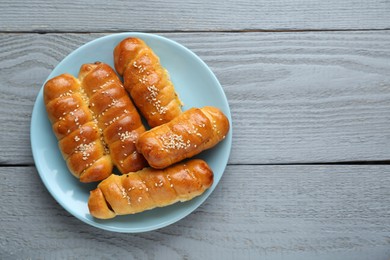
[1,1,390,259]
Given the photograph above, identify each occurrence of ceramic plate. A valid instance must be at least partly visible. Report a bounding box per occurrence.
[30,32,232,233]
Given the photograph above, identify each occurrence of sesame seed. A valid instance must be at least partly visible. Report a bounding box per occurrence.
[146,85,167,114]
[121,187,131,205]
[170,184,174,188]
[160,134,191,150]
[74,136,80,142]
[76,143,95,161]
[119,131,137,142]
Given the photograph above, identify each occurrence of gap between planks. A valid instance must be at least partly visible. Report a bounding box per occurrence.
[0,28,390,34]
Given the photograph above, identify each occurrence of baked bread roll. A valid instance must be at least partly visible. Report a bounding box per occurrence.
[114,37,182,127]
[44,74,113,182]
[136,106,229,169]
[78,62,147,174]
[88,159,213,219]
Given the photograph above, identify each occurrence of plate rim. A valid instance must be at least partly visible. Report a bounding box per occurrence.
[30,32,233,233]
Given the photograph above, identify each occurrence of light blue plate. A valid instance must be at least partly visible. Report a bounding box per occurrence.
[30,32,232,233]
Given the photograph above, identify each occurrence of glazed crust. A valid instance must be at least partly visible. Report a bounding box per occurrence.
[114,37,182,127]
[78,62,147,174]
[44,74,113,182]
[88,159,213,219]
[136,106,230,169]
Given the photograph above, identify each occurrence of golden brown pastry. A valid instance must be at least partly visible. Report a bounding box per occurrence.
[78,62,147,174]
[114,37,182,127]
[88,159,213,219]
[136,106,229,169]
[44,74,113,182]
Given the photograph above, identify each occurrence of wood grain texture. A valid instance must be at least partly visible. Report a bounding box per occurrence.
[0,165,389,259]
[1,0,390,32]
[1,32,390,165]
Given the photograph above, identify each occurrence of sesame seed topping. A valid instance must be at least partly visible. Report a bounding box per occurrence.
[133,61,146,73]
[170,184,174,188]
[146,85,167,114]
[119,131,137,142]
[76,143,95,161]
[139,76,148,84]
[74,136,80,142]
[161,134,191,150]
[121,187,131,205]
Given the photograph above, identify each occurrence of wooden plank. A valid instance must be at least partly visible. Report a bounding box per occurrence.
[1,165,389,259]
[0,0,389,32]
[1,32,390,164]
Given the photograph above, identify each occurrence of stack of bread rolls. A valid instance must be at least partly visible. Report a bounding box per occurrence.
[43,37,229,219]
